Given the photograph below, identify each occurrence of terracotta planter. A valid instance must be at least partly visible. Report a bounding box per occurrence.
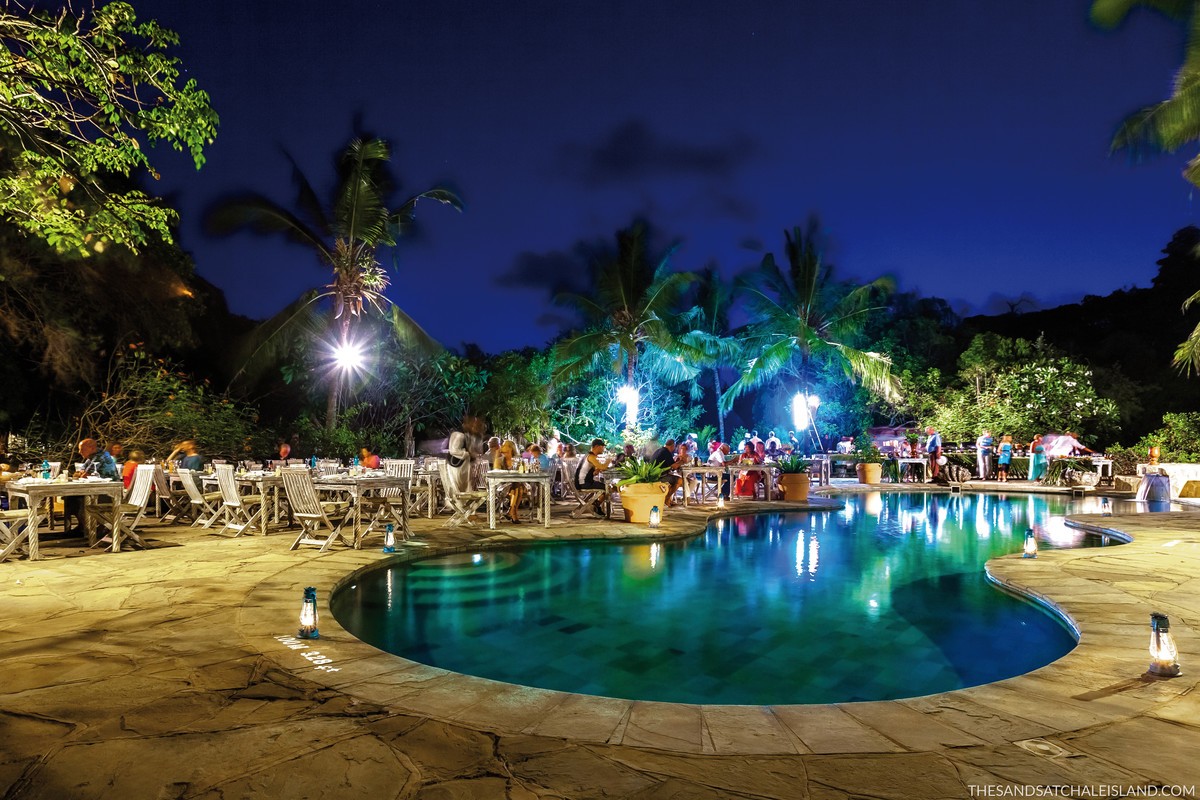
[856,463,882,485]
[1149,446,1161,466]
[778,473,811,502]
[619,482,670,524]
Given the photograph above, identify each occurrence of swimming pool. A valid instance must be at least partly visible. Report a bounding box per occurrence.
[331,493,1162,705]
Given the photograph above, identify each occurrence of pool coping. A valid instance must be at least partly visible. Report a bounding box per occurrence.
[236,494,1200,756]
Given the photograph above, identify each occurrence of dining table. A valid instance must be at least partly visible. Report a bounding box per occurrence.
[680,465,725,506]
[486,469,552,529]
[2,477,132,561]
[312,472,412,546]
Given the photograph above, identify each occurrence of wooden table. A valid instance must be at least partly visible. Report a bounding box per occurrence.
[312,474,411,546]
[680,465,725,506]
[897,457,928,483]
[201,472,285,536]
[2,479,130,560]
[486,470,552,529]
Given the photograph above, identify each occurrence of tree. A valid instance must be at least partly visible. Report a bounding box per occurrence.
[678,265,740,442]
[722,219,900,412]
[552,222,700,392]
[0,0,218,253]
[208,136,462,428]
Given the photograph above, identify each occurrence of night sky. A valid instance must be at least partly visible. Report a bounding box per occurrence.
[135,0,1196,353]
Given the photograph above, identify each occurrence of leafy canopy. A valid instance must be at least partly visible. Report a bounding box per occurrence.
[0,1,218,253]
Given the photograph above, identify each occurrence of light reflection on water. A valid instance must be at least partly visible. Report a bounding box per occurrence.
[331,493,1169,705]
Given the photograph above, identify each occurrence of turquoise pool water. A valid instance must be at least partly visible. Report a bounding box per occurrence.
[331,493,1165,704]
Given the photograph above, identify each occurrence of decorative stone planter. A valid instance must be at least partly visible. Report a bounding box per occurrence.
[778,473,811,502]
[618,482,670,523]
[856,463,882,485]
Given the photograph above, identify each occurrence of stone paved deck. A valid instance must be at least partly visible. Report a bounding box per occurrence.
[2,491,1198,798]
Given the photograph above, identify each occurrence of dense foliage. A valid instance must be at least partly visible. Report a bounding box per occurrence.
[0,0,218,253]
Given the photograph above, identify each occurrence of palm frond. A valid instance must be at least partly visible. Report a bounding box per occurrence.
[828,343,901,402]
[206,195,332,262]
[227,289,326,388]
[388,305,444,357]
[392,187,465,238]
[719,337,797,412]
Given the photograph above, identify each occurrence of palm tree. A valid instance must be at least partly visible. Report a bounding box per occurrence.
[721,219,900,413]
[552,223,700,387]
[1092,1,1200,185]
[1090,2,1200,373]
[678,265,740,442]
[209,137,461,428]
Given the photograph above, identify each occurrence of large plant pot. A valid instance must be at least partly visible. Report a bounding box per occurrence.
[856,463,882,485]
[619,482,670,524]
[778,473,811,502]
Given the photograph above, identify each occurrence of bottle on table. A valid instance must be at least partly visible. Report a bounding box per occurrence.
[41,459,50,480]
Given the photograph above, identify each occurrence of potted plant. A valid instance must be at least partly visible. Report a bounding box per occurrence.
[775,454,812,502]
[615,457,671,524]
[853,434,883,485]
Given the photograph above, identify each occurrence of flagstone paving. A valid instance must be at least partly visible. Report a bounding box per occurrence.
[1,491,1198,798]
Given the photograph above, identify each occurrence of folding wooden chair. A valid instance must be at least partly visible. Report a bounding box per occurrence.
[92,463,155,548]
[177,468,222,528]
[213,463,264,537]
[282,468,352,552]
[151,465,191,522]
[357,460,412,546]
[437,461,486,528]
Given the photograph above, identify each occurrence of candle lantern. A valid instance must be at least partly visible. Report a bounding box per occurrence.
[717,497,726,510]
[1022,529,1038,559]
[648,505,661,528]
[1101,497,1112,517]
[298,586,320,639]
[383,523,396,553]
[1148,612,1182,677]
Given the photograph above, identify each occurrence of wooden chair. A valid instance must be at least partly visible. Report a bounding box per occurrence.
[151,465,191,522]
[213,463,263,537]
[92,463,155,548]
[437,461,486,528]
[282,468,352,552]
[357,460,412,545]
[558,457,606,518]
[177,468,222,528]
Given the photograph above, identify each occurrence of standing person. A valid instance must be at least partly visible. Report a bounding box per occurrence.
[788,430,800,450]
[975,429,994,481]
[445,431,473,493]
[1029,434,1048,483]
[765,430,782,451]
[107,442,125,464]
[276,441,292,462]
[996,435,1013,483]
[925,426,943,482]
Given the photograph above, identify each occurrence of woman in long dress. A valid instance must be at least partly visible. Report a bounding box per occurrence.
[733,441,763,497]
[1028,434,1048,483]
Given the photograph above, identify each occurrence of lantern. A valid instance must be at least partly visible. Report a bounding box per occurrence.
[717,497,726,510]
[1101,497,1112,518]
[1022,529,1038,559]
[383,523,396,553]
[648,505,661,528]
[298,586,320,639]
[1148,612,1182,677]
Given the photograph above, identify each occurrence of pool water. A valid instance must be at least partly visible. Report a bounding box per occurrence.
[331,493,1167,705]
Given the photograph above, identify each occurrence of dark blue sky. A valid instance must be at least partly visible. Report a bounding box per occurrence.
[138,0,1196,352]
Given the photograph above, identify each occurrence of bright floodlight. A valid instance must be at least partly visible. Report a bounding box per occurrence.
[791,393,810,431]
[332,341,365,371]
[616,385,640,428]
[807,394,821,409]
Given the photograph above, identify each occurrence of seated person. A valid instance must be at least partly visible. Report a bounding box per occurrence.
[575,438,611,515]
[65,438,121,535]
[648,439,684,505]
[529,444,552,471]
[707,442,735,499]
[835,436,855,454]
[165,440,203,472]
[122,449,145,490]
[611,443,636,467]
[496,440,525,523]
[733,441,763,497]
[358,446,381,470]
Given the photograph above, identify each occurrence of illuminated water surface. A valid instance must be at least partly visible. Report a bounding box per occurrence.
[331,493,1167,704]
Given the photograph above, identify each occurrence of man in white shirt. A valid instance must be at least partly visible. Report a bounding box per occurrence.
[1046,432,1092,458]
